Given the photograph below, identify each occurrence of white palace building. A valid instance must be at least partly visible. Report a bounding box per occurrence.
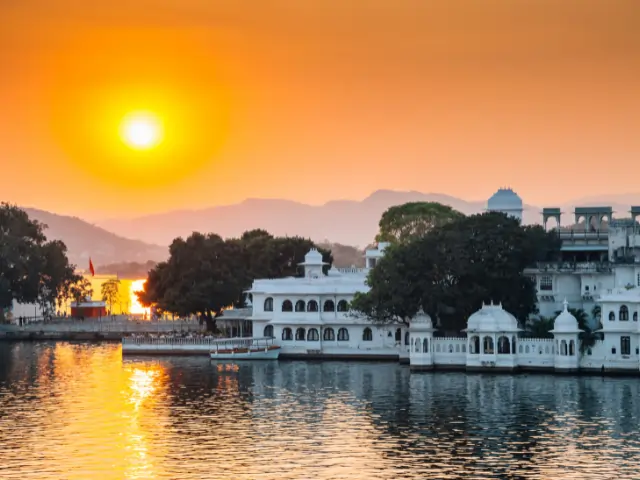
[243,188,640,373]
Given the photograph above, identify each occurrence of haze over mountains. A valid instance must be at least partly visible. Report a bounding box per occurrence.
[98,190,640,247]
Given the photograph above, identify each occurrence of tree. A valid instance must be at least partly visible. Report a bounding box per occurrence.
[524,316,554,338]
[136,230,332,332]
[101,279,121,316]
[352,212,560,332]
[0,203,81,321]
[375,202,465,244]
[554,307,601,354]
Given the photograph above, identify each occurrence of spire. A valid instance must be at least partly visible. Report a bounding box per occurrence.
[563,298,569,311]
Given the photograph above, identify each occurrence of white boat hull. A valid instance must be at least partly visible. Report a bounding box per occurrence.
[210,347,280,360]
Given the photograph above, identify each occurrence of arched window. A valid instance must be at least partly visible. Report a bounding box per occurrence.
[620,305,629,321]
[448,344,453,353]
[436,344,441,352]
[263,325,274,338]
[295,300,306,312]
[560,340,567,356]
[282,300,293,312]
[264,297,274,312]
[511,336,516,354]
[282,328,293,341]
[569,340,575,356]
[338,328,349,341]
[525,345,530,354]
[483,336,494,354]
[323,327,335,341]
[609,311,615,321]
[362,327,373,341]
[545,345,549,354]
[307,300,319,312]
[307,328,319,341]
[411,337,414,349]
[497,336,510,354]
[470,336,480,354]
[455,344,460,353]
[295,327,306,341]
[415,337,421,352]
[323,300,335,312]
[518,344,523,354]
[337,300,349,312]
[423,338,429,353]
[404,331,410,345]
[634,312,638,322]
[395,328,402,343]
[462,344,466,353]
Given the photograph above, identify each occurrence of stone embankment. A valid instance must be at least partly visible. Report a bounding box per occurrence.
[0,319,203,342]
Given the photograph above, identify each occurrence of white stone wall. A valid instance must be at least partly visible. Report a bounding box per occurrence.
[517,338,555,369]
[432,338,467,365]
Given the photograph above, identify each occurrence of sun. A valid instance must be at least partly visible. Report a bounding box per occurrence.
[120,112,163,150]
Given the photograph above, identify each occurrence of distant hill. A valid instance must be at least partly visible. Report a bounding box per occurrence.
[318,242,366,268]
[96,189,574,247]
[24,208,168,268]
[97,260,158,279]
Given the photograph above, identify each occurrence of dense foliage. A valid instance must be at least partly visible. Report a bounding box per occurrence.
[352,211,561,332]
[0,203,88,320]
[375,201,465,244]
[137,230,332,330]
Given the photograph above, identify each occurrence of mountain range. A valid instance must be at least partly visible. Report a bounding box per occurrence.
[16,190,639,268]
[98,190,640,247]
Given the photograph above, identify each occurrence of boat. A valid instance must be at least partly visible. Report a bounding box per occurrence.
[209,336,280,360]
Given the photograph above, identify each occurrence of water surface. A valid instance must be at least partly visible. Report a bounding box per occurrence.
[0,343,639,479]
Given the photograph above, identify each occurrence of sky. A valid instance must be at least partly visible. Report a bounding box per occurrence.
[1,0,639,219]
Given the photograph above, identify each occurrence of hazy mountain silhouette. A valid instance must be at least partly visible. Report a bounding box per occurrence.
[96,189,638,247]
[25,208,168,268]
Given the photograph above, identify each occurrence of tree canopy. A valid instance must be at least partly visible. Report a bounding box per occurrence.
[137,230,332,330]
[352,212,561,332]
[0,203,86,319]
[375,201,465,244]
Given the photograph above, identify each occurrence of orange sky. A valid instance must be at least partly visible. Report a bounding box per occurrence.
[1,0,639,219]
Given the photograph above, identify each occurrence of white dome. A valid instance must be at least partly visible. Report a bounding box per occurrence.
[301,248,325,265]
[487,188,523,211]
[551,299,582,333]
[410,309,434,331]
[466,303,520,333]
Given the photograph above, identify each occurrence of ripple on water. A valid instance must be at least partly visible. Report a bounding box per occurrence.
[1,343,640,479]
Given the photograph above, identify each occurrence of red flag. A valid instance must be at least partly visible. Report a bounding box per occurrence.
[89,258,95,277]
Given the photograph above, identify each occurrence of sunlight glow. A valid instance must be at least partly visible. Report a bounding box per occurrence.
[120,112,162,150]
[130,280,150,316]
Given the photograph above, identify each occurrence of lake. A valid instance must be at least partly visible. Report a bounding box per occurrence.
[0,342,639,479]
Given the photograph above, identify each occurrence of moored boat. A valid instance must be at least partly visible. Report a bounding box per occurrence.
[209,336,280,360]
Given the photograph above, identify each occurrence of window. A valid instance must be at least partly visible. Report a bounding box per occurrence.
[323,300,335,312]
[483,336,494,354]
[263,325,274,337]
[497,336,510,354]
[362,327,373,341]
[609,311,615,321]
[415,337,421,352]
[307,300,319,312]
[295,327,306,341]
[337,300,349,312]
[295,300,305,312]
[423,338,429,353]
[569,340,575,356]
[620,305,629,321]
[395,328,402,342]
[264,297,274,312]
[323,327,335,341]
[585,285,589,291]
[404,331,410,345]
[634,312,638,322]
[338,328,349,341]
[282,328,293,341]
[282,300,293,312]
[638,273,640,287]
[470,336,480,354]
[307,328,319,341]
[621,336,631,355]
[560,340,567,356]
[540,276,553,291]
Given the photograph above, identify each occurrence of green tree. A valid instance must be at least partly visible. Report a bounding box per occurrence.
[137,231,332,332]
[554,307,601,354]
[524,316,555,338]
[375,202,465,244]
[352,212,560,332]
[101,279,121,316]
[0,203,81,321]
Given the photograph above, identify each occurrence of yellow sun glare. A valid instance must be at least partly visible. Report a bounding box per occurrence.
[120,112,162,150]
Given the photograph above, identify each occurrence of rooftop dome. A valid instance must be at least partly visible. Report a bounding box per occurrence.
[466,302,520,333]
[410,309,434,331]
[487,188,523,211]
[300,248,326,265]
[551,299,582,334]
